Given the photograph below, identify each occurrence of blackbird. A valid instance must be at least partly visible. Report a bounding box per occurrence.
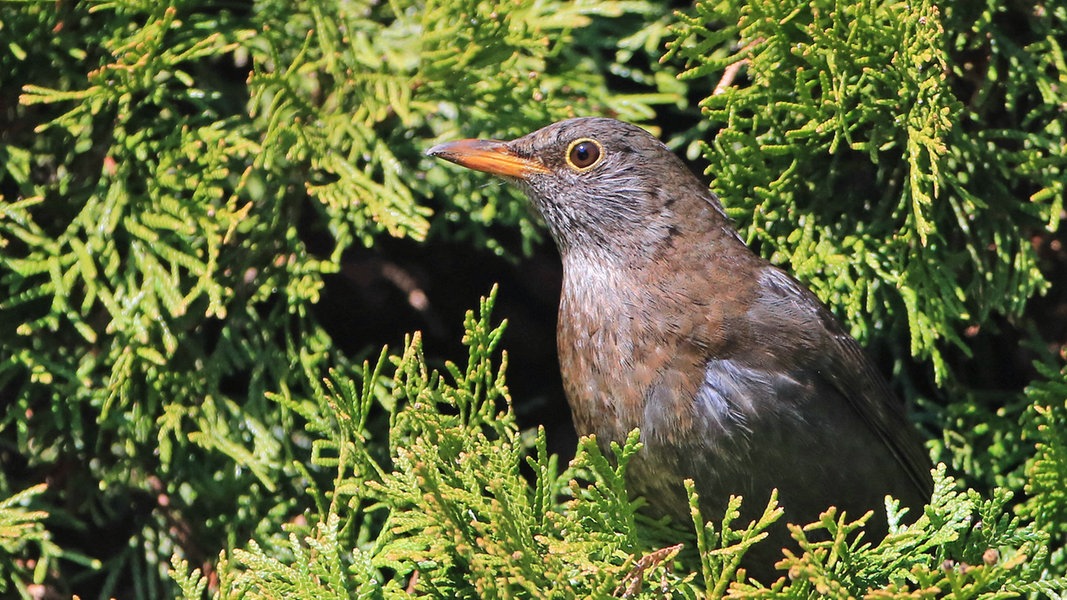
[428,117,932,575]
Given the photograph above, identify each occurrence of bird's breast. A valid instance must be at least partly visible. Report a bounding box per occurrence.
[555,257,718,446]
[557,265,637,441]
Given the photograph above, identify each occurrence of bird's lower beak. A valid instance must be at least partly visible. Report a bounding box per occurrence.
[427,139,551,178]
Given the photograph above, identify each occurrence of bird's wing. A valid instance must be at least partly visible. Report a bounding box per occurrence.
[747,267,933,502]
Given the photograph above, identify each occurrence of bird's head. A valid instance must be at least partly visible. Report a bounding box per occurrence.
[428,117,727,263]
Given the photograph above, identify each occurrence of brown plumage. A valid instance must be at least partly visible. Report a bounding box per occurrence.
[428,117,932,577]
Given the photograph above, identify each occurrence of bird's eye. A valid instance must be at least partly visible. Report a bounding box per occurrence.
[566,138,603,171]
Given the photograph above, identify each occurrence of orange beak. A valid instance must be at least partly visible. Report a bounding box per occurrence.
[427,139,551,178]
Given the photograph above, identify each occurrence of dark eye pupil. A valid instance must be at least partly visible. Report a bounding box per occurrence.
[569,141,600,168]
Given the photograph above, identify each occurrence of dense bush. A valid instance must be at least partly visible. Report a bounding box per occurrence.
[1,0,1064,597]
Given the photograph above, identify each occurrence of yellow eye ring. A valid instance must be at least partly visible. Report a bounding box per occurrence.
[565,138,603,171]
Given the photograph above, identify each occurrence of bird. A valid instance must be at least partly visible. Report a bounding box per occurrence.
[427,117,932,577]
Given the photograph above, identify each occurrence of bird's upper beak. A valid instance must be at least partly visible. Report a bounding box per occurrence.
[427,139,551,179]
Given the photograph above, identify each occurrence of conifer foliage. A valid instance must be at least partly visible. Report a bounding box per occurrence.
[1,0,1065,597]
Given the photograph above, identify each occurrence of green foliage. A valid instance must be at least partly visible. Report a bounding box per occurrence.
[247,0,681,254]
[1020,362,1067,566]
[688,483,784,596]
[173,297,1065,599]
[0,485,58,596]
[3,0,1066,597]
[202,290,705,597]
[665,0,1065,382]
[725,468,1066,598]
